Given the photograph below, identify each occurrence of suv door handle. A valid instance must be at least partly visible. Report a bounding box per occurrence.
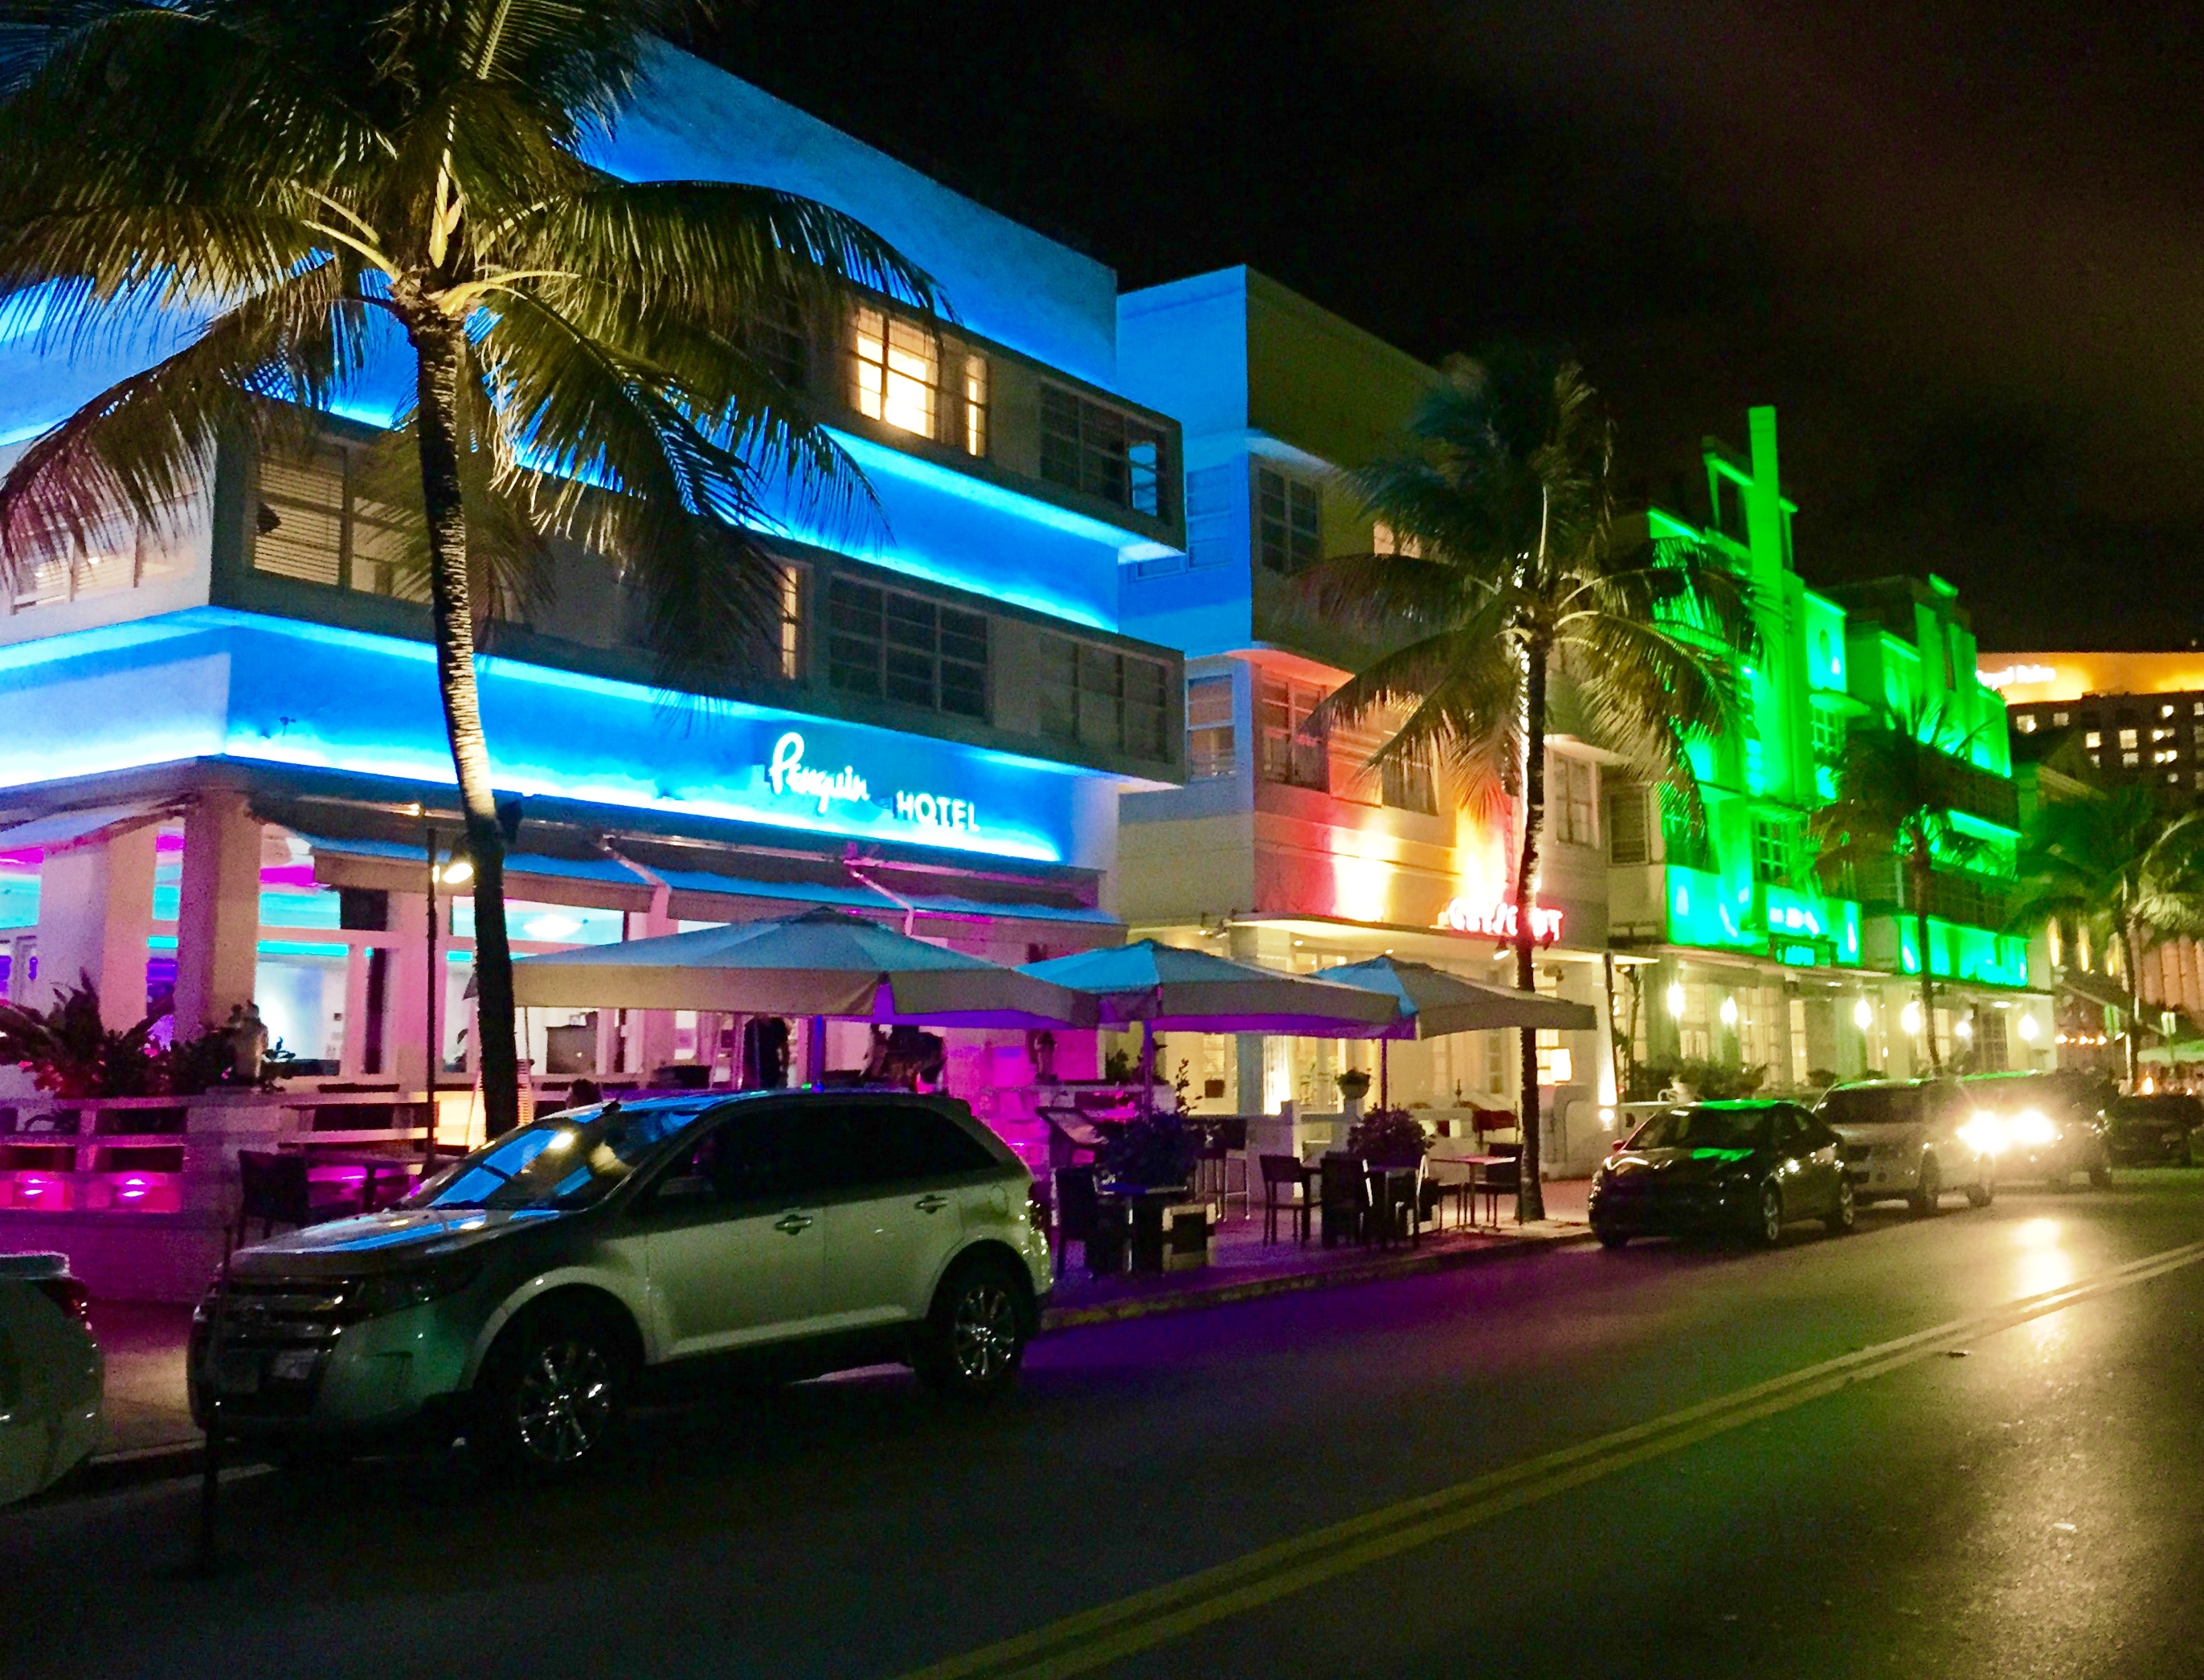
[914,1193,951,1214]
[773,1211,815,1235]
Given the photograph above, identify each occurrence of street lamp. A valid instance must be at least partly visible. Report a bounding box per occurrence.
[1853,998,1875,1031]
[1900,999,1924,1036]
[1719,995,1740,1028]
[1666,983,1687,1019]
[2017,1013,2041,1043]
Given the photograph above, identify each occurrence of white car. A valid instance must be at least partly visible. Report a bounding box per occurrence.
[191,1092,1053,1478]
[1817,1080,1995,1212]
[0,1253,104,1505]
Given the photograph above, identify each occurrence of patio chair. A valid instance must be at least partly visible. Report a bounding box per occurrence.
[1364,1157,1424,1250]
[1054,1166,1131,1277]
[1197,1117,1251,1218]
[1471,1150,1521,1227]
[231,1151,360,1255]
[1319,1152,1368,1248]
[1257,1153,1312,1245]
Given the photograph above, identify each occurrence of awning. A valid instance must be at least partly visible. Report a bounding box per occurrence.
[291,830,1120,937]
[0,801,165,854]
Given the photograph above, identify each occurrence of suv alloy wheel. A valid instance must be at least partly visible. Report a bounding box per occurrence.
[916,1255,1030,1402]
[1908,1155,1941,1216]
[476,1300,632,1478]
[1825,1175,1856,1234]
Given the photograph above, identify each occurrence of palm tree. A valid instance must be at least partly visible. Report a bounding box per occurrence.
[0,3,933,1134]
[2006,787,2204,1083]
[1298,350,1752,1220]
[1808,701,1992,1074]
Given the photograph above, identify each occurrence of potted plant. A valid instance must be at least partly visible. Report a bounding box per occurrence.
[1335,1066,1372,1118]
[1347,1106,1430,1167]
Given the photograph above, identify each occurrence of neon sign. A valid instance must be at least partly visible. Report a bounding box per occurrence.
[1977,664,2057,690]
[767,732,870,814]
[1436,897,1564,943]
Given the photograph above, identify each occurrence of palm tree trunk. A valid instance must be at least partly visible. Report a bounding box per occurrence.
[2119,918,2141,1089]
[411,317,520,1137]
[1912,841,1939,1075]
[1514,642,1550,1223]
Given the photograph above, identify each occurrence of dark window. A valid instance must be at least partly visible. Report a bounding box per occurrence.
[1381,748,1437,814]
[741,292,812,392]
[1255,466,1321,574]
[1039,638,1170,758]
[1751,817,1790,885]
[1040,385,1166,517]
[827,578,988,719]
[842,1103,996,1189]
[654,1107,844,1208]
[1607,784,1651,865]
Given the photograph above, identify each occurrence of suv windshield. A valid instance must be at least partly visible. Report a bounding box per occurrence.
[1625,1107,1772,1151]
[407,1104,705,1211]
[1820,1086,1924,1127]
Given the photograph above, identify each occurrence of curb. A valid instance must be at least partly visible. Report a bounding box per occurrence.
[1040,1225,1597,1331]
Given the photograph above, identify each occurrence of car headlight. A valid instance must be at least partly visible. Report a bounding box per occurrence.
[2008,1109,2057,1148]
[340,1253,484,1320]
[1958,1115,2006,1156]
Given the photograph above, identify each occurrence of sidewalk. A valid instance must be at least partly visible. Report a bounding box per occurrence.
[1043,1179,1591,1328]
[64,1179,1593,1482]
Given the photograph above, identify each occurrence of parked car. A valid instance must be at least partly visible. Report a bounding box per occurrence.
[2104,1093,2204,1167]
[1957,1072,2114,1190]
[1589,1101,1854,1249]
[0,1253,104,1506]
[1815,1079,1994,1213]
[189,1091,1053,1478]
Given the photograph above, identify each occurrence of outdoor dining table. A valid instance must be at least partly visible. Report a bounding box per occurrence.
[1098,1183,1192,1273]
[276,1142,419,1214]
[1430,1154,1517,1229]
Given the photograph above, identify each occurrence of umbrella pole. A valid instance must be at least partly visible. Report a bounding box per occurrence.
[1140,1020,1156,1118]
[1380,1039,1389,1112]
[807,1015,827,1085]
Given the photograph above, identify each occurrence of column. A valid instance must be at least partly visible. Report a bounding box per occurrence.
[172,789,264,1037]
[627,901,679,1075]
[386,890,431,1093]
[35,824,157,1028]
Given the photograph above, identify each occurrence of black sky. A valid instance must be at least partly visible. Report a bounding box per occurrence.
[693,0,2204,651]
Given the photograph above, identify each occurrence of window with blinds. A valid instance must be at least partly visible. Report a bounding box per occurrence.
[1606,783,1652,865]
[1186,674,1237,779]
[826,578,988,719]
[251,448,411,596]
[848,304,988,460]
[1257,675,1329,790]
[1381,748,1437,815]
[1552,755,1597,847]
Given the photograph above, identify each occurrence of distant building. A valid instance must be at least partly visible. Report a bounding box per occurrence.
[1989,653,2204,795]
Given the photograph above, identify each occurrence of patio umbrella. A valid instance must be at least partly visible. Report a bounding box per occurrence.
[511,906,1098,1031]
[1311,956,1597,1108]
[1018,940,1400,1110]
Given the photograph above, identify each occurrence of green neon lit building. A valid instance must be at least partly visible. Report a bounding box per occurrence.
[1608,407,2047,1088]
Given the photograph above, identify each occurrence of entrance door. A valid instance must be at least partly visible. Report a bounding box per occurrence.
[640,1106,831,1360]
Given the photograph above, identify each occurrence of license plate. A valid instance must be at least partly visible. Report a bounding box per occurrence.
[215,1350,264,1396]
[269,1348,321,1383]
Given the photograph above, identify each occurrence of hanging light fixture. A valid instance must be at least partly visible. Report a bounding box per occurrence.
[1854,998,1875,1030]
[1666,982,1687,1018]
[1900,999,1924,1036]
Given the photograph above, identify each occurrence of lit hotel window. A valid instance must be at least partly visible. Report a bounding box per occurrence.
[2084,731,2101,748]
[2016,714,2038,733]
[1186,675,1236,779]
[2123,751,2141,767]
[2119,728,2139,749]
[2164,704,2178,719]
[2052,710,2069,726]
[850,305,941,442]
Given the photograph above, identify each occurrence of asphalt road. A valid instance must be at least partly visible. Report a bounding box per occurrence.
[7,1172,2204,1680]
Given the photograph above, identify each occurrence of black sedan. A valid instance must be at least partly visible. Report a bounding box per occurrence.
[2105,1093,2204,1167]
[1589,1101,1854,1249]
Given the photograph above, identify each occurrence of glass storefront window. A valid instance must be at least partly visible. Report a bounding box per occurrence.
[256,942,350,1069]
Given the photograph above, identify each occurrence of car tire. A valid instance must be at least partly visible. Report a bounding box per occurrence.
[1825,1176,1856,1235]
[1966,1178,1993,1208]
[472,1300,632,1481]
[2089,1145,2113,1189]
[1752,1182,1784,1248]
[915,1254,1031,1404]
[1908,1156,1941,1216]
[2186,1134,2199,1170]
[1595,1225,1629,1250]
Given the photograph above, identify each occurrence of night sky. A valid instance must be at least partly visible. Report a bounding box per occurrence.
[694,1,2204,652]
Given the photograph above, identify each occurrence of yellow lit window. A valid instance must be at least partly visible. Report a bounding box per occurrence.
[962,353,988,457]
[850,305,939,439]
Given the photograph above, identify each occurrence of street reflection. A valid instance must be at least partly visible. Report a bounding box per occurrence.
[2012,1216,2078,1358]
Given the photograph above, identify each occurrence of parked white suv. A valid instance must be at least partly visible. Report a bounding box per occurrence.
[1817,1079,1994,1212]
[191,1092,1052,1477]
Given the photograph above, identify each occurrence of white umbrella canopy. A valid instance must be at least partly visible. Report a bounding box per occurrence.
[510,907,1098,1028]
[1311,957,1596,1039]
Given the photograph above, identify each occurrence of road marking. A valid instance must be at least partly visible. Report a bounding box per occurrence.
[900,1235,2204,1680]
